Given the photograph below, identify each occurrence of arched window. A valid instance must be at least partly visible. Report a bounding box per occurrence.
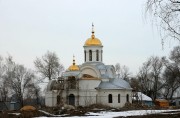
[89,50,92,61]
[96,50,99,61]
[108,94,113,103]
[118,94,120,103]
[84,50,86,62]
[126,94,129,102]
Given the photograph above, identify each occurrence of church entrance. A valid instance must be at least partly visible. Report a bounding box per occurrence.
[68,94,75,106]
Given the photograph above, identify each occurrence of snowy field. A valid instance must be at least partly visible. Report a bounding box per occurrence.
[37,109,180,118]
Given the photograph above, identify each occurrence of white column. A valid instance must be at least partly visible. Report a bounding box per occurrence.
[92,50,96,62]
[86,49,89,62]
[98,50,101,62]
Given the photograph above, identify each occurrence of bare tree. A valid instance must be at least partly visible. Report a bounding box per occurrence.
[161,46,180,99]
[150,56,164,100]
[138,56,164,100]
[120,65,131,81]
[170,45,180,63]
[115,63,121,78]
[34,51,64,80]
[145,0,180,42]
[0,82,8,102]
[115,63,131,81]
[129,77,141,92]
[162,63,180,99]
[3,56,36,107]
[25,83,41,105]
[0,56,9,102]
[137,59,152,98]
[0,56,5,78]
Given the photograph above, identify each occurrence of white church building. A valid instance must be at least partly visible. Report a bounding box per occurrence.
[45,25,132,108]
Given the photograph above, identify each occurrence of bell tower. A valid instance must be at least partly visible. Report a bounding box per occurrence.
[83,24,103,63]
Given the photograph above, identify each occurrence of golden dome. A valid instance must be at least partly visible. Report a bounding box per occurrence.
[68,65,79,71]
[84,37,102,46]
[68,56,79,71]
[84,24,102,46]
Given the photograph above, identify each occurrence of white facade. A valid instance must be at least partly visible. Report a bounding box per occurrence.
[45,91,58,107]
[97,90,132,108]
[45,27,132,108]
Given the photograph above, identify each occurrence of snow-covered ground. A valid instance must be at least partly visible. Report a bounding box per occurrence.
[37,109,180,118]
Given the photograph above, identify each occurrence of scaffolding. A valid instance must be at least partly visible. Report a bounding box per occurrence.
[55,75,80,107]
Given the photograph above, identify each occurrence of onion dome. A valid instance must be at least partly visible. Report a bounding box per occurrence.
[68,56,79,71]
[84,24,102,46]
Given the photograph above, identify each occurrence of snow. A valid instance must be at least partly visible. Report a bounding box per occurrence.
[36,109,180,118]
[38,110,67,117]
[8,113,21,116]
[135,92,152,101]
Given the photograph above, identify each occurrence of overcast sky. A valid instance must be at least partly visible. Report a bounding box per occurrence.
[0,0,178,75]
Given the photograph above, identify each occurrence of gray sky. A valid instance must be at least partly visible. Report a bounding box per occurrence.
[0,0,177,75]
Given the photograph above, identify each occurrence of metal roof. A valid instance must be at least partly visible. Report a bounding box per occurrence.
[110,78,131,89]
[97,78,132,90]
[62,71,80,77]
[97,81,123,89]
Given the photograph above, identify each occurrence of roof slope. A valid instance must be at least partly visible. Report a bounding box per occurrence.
[97,78,132,90]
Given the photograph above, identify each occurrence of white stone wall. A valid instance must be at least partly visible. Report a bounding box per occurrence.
[79,79,101,90]
[45,91,57,107]
[62,90,78,106]
[59,79,100,107]
[78,89,98,106]
[64,88,132,108]
[78,79,100,106]
[45,85,132,108]
[97,89,132,108]
[61,89,98,107]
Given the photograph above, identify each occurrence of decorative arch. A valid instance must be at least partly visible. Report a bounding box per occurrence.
[80,66,101,78]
